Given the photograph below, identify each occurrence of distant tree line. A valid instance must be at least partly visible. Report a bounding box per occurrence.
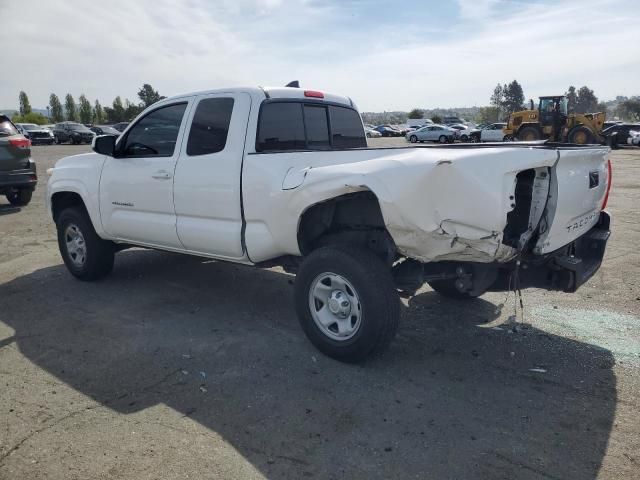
[10,84,165,125]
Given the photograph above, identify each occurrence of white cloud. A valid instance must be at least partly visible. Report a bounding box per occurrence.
[0,0,638,112]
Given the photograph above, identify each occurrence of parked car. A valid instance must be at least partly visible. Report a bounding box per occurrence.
[0,115,37,206]
[442,116,465,125]
[480,122,510,142]
[374,125,403,137]
[15,123,54,145]
[601,123,640,149]
[627,130,640,146]
[405,124,455,143]
[90,125,121,136]
[448,124,475,141]
[52,122,96,145]
[47,85,611,362]
[112,122,129,132]
[406,119,433,130]
[365,127,381,138]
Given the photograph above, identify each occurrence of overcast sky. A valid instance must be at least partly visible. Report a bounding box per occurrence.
[0,0,638,111]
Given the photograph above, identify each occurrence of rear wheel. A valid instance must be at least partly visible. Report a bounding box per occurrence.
[54,135,61,144]
[409,135,418,143]
[517,126,541,141]
[6,189,32,206]
[56,207,115,280]
[568,126,594,144]
[295,246,400,362]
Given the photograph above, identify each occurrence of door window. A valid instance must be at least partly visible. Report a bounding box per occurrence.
[186,98,234,156]
[119,103,187,157]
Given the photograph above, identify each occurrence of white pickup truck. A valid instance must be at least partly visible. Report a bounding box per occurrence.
[47,86,612,362]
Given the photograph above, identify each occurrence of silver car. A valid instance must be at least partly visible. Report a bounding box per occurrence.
[406,124,456,144]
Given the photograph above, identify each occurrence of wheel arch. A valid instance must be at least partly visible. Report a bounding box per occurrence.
[49,184,106,238]
[296,190,397,261]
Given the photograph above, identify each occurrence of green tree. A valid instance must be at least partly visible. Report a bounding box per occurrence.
[408,108,424,119]
[618,99,640,121]
[566,86,577,113]
[65,94,78,121]
[476,106,500,124]
[431,115,442,124]
[11,112,48,125]
[490,84,504,119]
[19,91,32,116]
[49,94,64,122]
[93,100,105,124]
[111,96,125,122]
[78,94,93,124]
[596,102,608,114]
[124,99,142,120]
[502,80,525,114]
[137,83,164,108]
[575,86,598,114]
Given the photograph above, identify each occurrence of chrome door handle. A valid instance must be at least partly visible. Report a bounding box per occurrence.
[151,170,172,180]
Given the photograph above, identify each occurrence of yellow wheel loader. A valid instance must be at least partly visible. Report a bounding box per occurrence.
[503,95,606,144]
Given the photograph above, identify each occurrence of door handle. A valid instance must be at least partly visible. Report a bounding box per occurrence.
[151,170,172,180]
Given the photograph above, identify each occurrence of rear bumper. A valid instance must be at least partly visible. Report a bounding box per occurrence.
[0,162,38,192]
[493,211,611,293]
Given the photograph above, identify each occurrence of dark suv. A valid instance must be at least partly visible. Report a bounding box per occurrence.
[602,123,640,149]
[52,122,95,145]
[0,115,37,206]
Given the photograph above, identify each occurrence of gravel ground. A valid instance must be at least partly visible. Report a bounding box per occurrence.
[0,142,638,480]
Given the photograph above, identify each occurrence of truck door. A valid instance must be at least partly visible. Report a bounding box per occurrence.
[99,101,191,249]
[173,92,251,259]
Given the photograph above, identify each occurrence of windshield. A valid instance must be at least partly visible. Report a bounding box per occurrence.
[69,123,91,132]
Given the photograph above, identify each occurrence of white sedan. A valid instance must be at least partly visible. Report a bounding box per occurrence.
[480,123,510,142]
[406,124,456,143]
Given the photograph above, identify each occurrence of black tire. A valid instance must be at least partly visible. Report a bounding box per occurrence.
[56,207,115,281]
[295,246,400,362]
[409,135,418,143]
[460,134,468,142]
[427,278,480,299]
[54,135,61,144]
[568,126,594,144]
[517,126,541,141]
[438,135,447,144]
[6,189,32,206]
[503,135,513,142]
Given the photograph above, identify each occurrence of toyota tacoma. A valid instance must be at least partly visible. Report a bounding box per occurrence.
[46,86,612,362]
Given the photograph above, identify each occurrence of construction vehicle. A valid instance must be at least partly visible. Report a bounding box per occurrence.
[503,95,606,144]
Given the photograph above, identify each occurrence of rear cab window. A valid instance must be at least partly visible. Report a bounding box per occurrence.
[256,101,366,152]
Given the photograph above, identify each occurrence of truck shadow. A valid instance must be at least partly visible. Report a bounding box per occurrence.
[0,249,616,479]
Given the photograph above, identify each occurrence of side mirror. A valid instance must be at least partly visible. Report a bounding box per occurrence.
[92,135,116,156]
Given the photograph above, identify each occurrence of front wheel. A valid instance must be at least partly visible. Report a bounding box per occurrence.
[56,207,115,281]
[295,246,400,362]
[438,135,447,144]
[6,189,32,206]
[409,135,418,143]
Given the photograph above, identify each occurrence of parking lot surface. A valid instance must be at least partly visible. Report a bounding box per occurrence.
[0,142,638,479]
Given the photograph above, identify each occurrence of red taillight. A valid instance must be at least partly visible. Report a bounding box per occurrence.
[304,90,324,98]
[8,137,31,149]
[601,159,612,210]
